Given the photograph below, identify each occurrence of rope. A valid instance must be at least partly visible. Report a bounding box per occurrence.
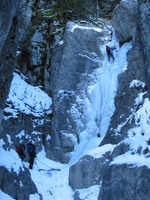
[35,160,41,170]
[36,157,52,168]
[36,157,60,171]
[76,134,96,160]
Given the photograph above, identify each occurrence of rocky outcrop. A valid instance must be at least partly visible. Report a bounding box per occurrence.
[0,0,19,55]
[0,0,121,165]
[68,1,149,199]
[50,22,111,163]
[101,2,146,146]
[0,0,44,198]
[98,164,150,200]
[0,0,19,128]
[99,0,121,15]
[0,0,35,132]
[97,1,150,199]
[112,1,138,44]
[101,26,147,146]
[69,154,109,190]
[138,0,150,93]
[0,166,41,200]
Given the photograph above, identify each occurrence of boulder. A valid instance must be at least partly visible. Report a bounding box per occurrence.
[112,1,138,44]
[69,145,113,190]
[0,166,41,200]
[98,164,150,200]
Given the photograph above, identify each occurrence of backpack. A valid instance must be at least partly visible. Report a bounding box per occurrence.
[106,46,110,53]
[16,145,22,153]
[16,145,24,156]
[27,144,34,154]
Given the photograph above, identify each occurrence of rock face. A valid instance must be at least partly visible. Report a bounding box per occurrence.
[100,26,146,146]
[138,0,150,93]
[101,1,146,146]
[98,164,150,200]
[97,1,150,199]
[99,0,121,15]
[112,1,138,44]
[0,0,42,198]
[50,22,110,163]
[0,0,19,128]
[0,0,120,198]
[0,166,41,200]
[68,1,150,200]
[0,0,121,164]
[0,0,19,55]
[69,152,110,190]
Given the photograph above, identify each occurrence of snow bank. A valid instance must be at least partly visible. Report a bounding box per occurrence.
[78,184,101,200]
[0,139,23,174]
[111,153,150,168]
[112,97,150,168]
[87,144,116,159]
[4,73,52,119]
[30,194,41,200]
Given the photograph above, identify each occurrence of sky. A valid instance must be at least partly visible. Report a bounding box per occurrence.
[0,21,150,200]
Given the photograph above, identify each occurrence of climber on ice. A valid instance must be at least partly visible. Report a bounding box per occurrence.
[106,45,115,61]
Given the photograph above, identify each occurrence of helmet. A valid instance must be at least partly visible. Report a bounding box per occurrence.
[19,140,23,145]
[30,139,37,145]
[32,140,36,145]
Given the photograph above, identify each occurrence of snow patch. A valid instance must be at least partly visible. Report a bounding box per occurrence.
[30,194,41,200]
[4,73,52,119]
[78,184,101,200]
[16,130,25,139]
[111,153,150,168]
[87,144,116,159]
[0,139,24,174]
[130,80,146,88]
[69,22,103,33]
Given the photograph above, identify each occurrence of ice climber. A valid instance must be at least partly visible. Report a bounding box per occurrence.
[106,45,115,61]
[27,139,36,169]
[16,140,26,161]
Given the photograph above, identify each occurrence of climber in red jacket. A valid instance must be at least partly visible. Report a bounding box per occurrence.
[106,45,115,61]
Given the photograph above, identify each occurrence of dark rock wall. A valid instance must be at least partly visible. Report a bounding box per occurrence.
[0,0,19,129]
[99,0,121,15]
[0,166,41,200]
[50,22,108,163]
[68,1,150,199]
[100,25,147,146]
[0,0,42,198]
[97,1,150,199]
[138,0,150,93]
[98,165,150,200]
[69,153,110,190]
[112,1,138,44]
[0,0,121,164]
